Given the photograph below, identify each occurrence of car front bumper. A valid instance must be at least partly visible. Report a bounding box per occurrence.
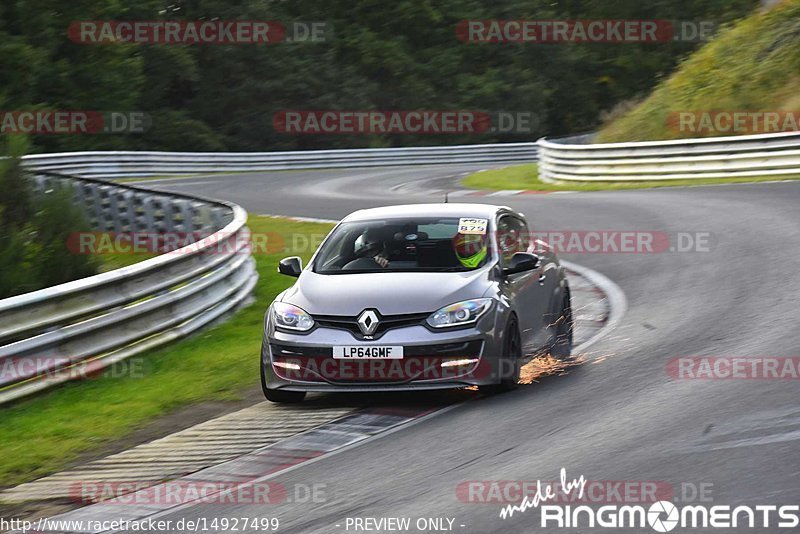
[261,318,505,393]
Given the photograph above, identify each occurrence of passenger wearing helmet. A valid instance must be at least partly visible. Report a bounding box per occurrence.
[452,232,488,269]
[342,228,390,270]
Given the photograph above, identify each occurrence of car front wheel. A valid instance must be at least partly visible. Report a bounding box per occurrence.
[261,360,306,403]
[551,289,574,360]
[481,318,521,394]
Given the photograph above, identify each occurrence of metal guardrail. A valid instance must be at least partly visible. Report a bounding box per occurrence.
[21,143,539,179]
[2,142,539,404]
[0,172,257,405]
[538,131,800,182]
[22,131,790,401]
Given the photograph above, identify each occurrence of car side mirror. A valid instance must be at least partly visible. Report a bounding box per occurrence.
[278,256,303,277]
[503,252,540,276]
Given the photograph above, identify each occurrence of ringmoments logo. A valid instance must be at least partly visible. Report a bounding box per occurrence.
[498,469,800,531]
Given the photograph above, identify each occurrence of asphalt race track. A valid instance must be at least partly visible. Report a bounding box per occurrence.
[118,167,800,533]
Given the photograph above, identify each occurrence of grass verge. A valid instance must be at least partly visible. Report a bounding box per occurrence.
[462,163,800,191]
[461,164,542,190]
[0,216,333,489]
[597,2,800,142]
[97,252,156,272]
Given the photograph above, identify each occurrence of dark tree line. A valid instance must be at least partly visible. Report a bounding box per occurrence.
[0,0,758,153]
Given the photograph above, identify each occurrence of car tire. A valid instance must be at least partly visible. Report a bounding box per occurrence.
[261,360,306,403]
[551,289,574,360]
[481,318,521,394]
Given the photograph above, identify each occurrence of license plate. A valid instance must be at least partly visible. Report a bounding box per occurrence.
[332,346,404,359]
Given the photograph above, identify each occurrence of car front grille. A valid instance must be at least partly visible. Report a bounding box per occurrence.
[313,311,431,339]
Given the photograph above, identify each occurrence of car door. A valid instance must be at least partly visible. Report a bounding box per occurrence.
[524,217,562,350]
[496,214,550,353]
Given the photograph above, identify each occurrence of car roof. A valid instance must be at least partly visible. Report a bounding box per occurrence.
[341,203,517,222]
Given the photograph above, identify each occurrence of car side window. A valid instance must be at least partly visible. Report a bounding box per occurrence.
[496,215,529,267]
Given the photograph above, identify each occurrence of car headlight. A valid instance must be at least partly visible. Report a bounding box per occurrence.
[427,298,493,329]
[272,302,315,332]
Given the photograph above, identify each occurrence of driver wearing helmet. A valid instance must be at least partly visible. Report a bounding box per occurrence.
[452,232,488,269]
[342,228,390,270]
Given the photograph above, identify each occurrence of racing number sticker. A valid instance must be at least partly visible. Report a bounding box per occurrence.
[458,218,488,235]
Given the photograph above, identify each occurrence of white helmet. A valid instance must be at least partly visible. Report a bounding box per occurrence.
[354,229,382,257]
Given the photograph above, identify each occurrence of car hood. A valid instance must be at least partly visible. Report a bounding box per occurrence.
[281,269,492,316]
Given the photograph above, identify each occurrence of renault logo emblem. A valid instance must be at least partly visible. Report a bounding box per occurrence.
[357,310,380,336]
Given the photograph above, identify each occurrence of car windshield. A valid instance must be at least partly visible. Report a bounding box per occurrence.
[313,217,491,274]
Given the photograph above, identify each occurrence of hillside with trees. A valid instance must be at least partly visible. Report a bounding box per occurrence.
[0,0,757,153]
[599,0,800,141]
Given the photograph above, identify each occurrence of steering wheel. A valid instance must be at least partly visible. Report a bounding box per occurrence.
[342,256,383,270]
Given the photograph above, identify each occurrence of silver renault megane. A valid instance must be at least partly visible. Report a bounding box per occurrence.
[260,203,573,403]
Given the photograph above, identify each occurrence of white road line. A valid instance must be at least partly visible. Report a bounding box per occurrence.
[487,190,525,196]
[110,262,627,533]
[11,214,627,532]
[127,180,226,188]
[99,406,465,534]
[562,260,627,354]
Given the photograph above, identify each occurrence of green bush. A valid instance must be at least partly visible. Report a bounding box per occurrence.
[0,137,98,299]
